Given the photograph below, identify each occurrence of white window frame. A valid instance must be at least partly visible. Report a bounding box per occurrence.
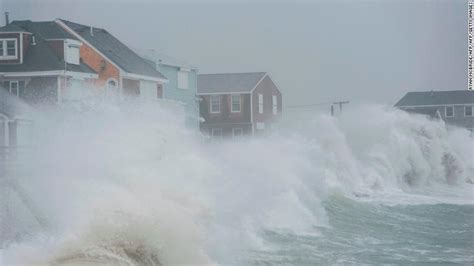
[210,95,221,114]
[211,128,222,140]
[231,94,241,113]
[258,93,263,114]
[256,122,265,130]
[177,70,189,89]
[445,106,454,118]
[0,38,18,60]
[9,81,19,97]
[232,128,243,139]
[272,95,278,115]
[465,105,473,117]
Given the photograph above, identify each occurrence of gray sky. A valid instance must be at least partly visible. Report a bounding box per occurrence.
[1,0,467,106]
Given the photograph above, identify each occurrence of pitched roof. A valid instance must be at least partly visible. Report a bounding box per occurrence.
[12,20,77,40]
[404,107,440,118]
[197,72,266,94]
[135,48,197,70]
[0,23,28,33]
[0,24,95,74]
[395,90,474,107]
[58,19,166,80]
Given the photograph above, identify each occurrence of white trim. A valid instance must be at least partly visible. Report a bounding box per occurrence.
[272,94,278,115]
[197,91,252,96]
[19,34,23,64]
[9,80,19,97]
[465,105,474,117]
[210,95,221,114]
[231,94,241,113]
[57,76,61,103]
[0,31,31,35]
[445,106,454,117]
[0,71,98,79]
[122,72,168,83]
[0,38,19,60]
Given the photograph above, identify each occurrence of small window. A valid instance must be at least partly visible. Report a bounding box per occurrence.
[0,39,18,59]
[106,78,119,97]
[210,95,220,113]
[157,84,163,98]
[231,94,241,113]
[445,106,454,117]
[232,128,243,139]
[465,106,473,117]
[272,95,278,115]
[177,70,189,89]
[258,93,263,114]
[256,122,265,130]
[211,128,222,140]
[9,81,19,97]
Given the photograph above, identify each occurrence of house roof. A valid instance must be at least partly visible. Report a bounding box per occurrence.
[12,20,77,40]
[197,72,266,94]
[0,28,95,74]
[136,48,197,70]
[0,23,28,33]
[58,19,167,80]
[403,107,440,118]
[395,90,474,107]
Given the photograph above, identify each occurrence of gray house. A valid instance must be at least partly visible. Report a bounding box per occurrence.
[394,90,474,131]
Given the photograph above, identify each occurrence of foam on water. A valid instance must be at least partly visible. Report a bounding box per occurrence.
[1,99,473,265]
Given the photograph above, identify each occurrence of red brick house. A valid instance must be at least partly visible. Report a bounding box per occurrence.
[197,72,282,139]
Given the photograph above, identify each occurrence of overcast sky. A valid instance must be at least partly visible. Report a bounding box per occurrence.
[1,0,467,106]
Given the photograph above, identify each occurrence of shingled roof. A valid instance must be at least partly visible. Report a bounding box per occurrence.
[12,20,77,40]
[0,22,95,74]
[0,23,28,33]
[395,90,474,107]
[58,19,166,81]
[197,72,266,94]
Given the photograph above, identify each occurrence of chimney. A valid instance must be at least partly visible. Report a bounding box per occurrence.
[90,26,94,36]
[32,35,36,46]
[4,12,9,25]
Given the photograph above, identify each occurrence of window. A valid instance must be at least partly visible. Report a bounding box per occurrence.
[445,106,454,117]
[9,81,19,97]
[231,94,241,113]
[256,122,265,130]
[0,39,18,59]
[272,95,278,115]
[465,105,473,117]
[211,128,222,140]
[232,128,243,139]
[157,84,163,98]
[177,70,189,89]
[210,95,220,113]
[106,78,119,97]
[258,93,263,114]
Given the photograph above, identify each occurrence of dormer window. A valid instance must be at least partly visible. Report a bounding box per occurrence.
[0,39,18,60]
[64,39,82,65]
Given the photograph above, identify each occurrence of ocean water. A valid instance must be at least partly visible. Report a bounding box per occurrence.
[1,100,473,265]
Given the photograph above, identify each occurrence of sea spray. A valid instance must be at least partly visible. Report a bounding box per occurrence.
[1,100,473,265]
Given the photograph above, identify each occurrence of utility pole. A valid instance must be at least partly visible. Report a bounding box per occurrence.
[332,101,350,115]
